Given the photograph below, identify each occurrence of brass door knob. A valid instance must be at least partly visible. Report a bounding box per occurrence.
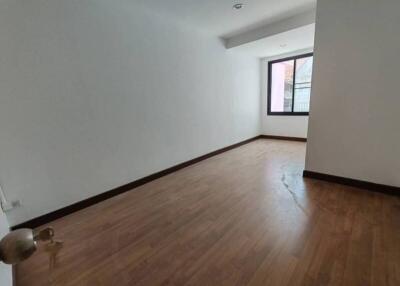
[0,229,37,265]
[0,227,55,265]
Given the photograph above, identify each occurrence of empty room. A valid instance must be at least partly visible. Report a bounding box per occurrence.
[0,0,399,285]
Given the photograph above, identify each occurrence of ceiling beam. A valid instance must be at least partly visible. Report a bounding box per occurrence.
[225,9,316,49]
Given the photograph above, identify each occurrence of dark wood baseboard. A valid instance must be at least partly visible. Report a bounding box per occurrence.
[11,136,262,230]
[12,265,17,286]
[261,135,307,142]
[303,170,400,197]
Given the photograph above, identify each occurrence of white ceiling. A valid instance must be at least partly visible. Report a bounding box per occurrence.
[230,23,315,58]
[136,0,317,38]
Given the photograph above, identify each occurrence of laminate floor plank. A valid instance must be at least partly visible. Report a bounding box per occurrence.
[16,139,400,286]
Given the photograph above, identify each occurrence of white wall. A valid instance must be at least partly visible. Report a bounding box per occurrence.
[306,0,400,187]
[0,210,12,286]
[0,0,261,226]
[261,49,312,138]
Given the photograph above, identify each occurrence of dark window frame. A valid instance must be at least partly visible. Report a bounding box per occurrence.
[267,52,314,116]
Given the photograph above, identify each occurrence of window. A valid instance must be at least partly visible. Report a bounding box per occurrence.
[267,53,313,115]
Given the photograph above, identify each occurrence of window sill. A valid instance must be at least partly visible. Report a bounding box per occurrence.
[267,112,309,116]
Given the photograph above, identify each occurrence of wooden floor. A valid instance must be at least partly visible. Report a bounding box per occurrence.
[17,139,400,286]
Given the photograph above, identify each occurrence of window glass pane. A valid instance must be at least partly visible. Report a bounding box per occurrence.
[294,56,313,112]
[270,60,294,112]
